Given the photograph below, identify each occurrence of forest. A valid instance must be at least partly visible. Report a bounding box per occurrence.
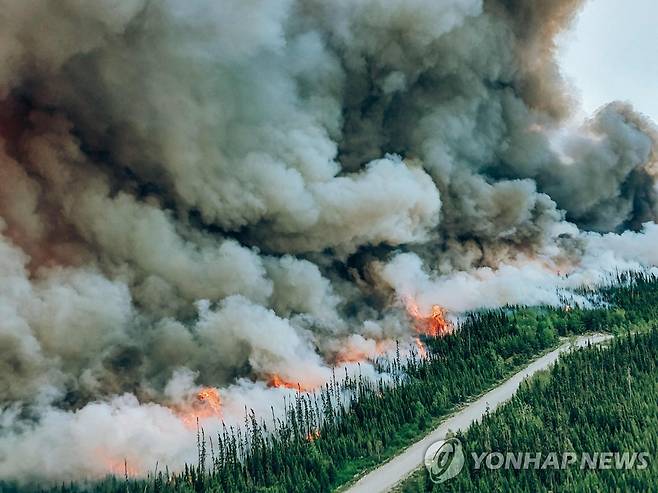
[398,326,658,491]
[3,271,658,493]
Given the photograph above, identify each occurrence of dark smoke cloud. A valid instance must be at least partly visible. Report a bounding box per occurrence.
[1,0,658,481]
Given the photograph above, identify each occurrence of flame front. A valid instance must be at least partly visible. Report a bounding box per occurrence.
[405,299,452,337]
[177,387,222,428]
[197,387,222,415]
[266,374,314,392]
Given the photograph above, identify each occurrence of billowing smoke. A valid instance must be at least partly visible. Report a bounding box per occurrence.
[1,0,658,482]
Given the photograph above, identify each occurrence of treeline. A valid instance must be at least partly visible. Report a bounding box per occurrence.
[4,272,658,493]
[399,327,658,492]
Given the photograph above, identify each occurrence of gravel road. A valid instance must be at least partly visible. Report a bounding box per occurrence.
[342,333,612,493]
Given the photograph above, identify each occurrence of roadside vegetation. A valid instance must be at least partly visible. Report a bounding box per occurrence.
[398,327,658,492]
[3,272,658,493]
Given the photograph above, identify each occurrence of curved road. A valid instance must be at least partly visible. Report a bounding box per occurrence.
[343,333,612,493]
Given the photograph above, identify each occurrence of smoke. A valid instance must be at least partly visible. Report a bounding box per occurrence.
[1,0,658,482]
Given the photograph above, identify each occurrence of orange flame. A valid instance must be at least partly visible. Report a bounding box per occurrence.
[177,387,222,428]
[413,337,428,359]
[305,429,321,442]
[266,374,314,392]
[405,299,452,337]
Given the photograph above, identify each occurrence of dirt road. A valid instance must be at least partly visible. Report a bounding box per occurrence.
[342,333,612,493]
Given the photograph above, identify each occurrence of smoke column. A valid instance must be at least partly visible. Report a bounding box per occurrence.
[1,0,657,481]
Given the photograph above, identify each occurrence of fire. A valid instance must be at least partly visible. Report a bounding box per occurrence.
[177,387,222,428]
[305,430,321,442]
[413,337,428,359]
[405,299,452,337]
[197,387,222,415]
[266,374,313,392]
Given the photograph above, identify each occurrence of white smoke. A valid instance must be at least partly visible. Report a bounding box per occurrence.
[1,0,658,482]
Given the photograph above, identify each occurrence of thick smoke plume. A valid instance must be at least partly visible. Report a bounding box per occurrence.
[1,0,658,482]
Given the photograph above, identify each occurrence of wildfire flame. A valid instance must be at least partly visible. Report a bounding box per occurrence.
[413,337,428,359]
[405,299,452,337]
[197,387,222,415]
[266,374,313,392]
[177,387,222,428]
[305,430,321,442]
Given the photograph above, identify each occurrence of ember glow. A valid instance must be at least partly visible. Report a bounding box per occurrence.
[305,430,321,442]
[266,375,312,392]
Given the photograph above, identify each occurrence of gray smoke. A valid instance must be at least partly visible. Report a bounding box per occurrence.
[1,0,658,482]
